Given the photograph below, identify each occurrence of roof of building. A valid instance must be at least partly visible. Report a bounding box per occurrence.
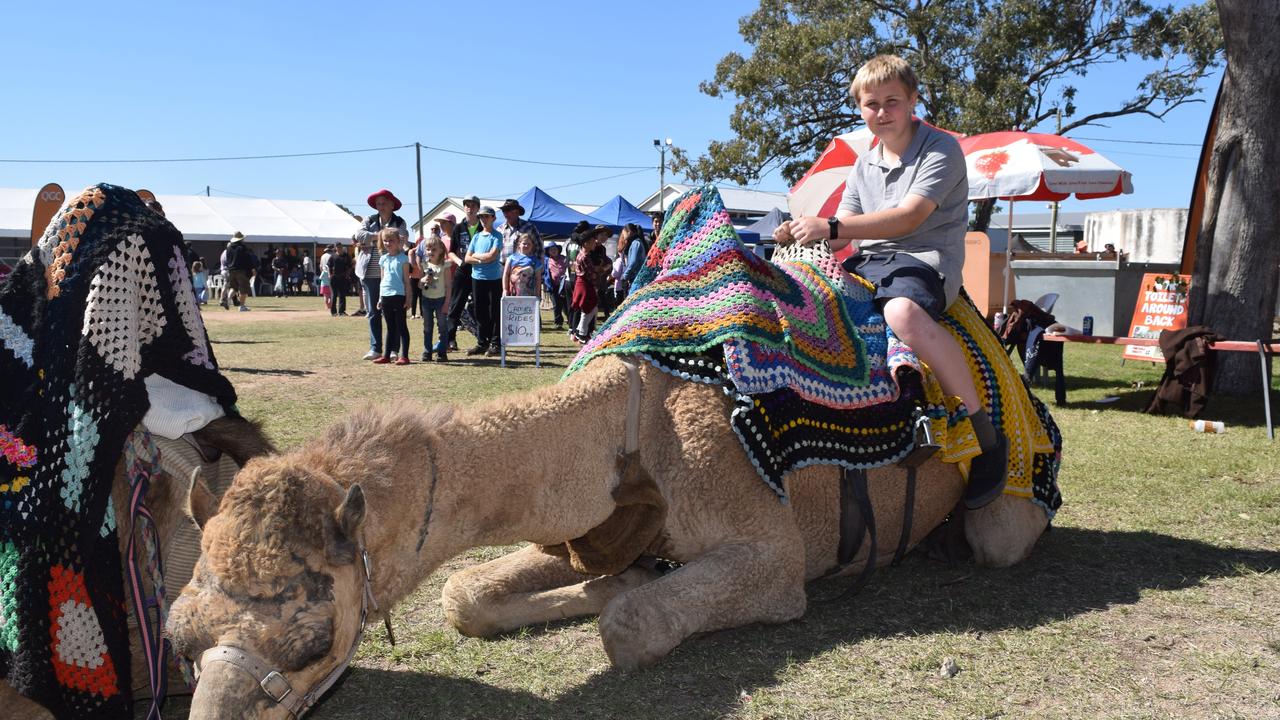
[0,187,360,244]
[636,184,788,216]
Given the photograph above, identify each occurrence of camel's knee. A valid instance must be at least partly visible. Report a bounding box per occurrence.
[964,494,1048,567]
[599,592,690,670]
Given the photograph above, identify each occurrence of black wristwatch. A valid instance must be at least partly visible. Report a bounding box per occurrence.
[827,216,840,240]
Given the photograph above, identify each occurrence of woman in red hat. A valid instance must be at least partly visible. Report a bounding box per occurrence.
[354,189,409,360]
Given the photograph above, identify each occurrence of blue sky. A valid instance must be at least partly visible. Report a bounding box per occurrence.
[2,1,1219,221]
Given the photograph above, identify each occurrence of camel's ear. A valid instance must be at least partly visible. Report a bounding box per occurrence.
[327,484,365,565]
[186,467,219,530]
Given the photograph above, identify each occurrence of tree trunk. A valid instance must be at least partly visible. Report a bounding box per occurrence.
[1187,1,1280,395]
[969,198,997,232]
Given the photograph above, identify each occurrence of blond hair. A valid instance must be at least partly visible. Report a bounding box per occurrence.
[849,54,918,102]
[517,230,541,255]
[376,227,401,254]
[424,235,447,262]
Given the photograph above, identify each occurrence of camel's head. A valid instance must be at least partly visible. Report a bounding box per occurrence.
[167,455,369,720]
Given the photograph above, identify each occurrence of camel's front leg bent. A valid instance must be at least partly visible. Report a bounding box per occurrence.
[441,544,661,637]
[599,538,807,670]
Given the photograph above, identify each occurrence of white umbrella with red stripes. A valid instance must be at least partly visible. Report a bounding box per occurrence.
[787,120,962,262]
[959,130,1133,310]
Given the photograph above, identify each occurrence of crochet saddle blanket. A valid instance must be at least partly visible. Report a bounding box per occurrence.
[567,185,1062,515]
[0,185,237,718]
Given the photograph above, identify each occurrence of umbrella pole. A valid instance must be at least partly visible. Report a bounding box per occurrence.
[1003,199,1014,312]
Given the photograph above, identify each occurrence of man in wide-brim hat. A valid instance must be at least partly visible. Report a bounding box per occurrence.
[584,224,612,240]
[223,232,256,311]
[499,198,541,266]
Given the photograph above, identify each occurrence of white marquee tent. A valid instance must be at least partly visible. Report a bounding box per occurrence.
[0,187,361,246]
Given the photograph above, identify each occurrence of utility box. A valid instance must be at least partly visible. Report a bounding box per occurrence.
[1009,258,1180,336]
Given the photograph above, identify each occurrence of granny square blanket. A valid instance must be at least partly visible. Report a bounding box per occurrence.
[568,185,1062,515]
[0,185,236,718]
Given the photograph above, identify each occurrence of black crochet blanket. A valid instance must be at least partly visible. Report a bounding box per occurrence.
[0,185,236,718]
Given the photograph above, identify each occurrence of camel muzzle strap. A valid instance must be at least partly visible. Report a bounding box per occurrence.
[195,546,376,718]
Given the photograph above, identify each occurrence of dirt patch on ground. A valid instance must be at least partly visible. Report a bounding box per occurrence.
[201,305,338,324]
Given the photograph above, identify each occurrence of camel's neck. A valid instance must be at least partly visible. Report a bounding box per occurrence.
[360,359,634,605]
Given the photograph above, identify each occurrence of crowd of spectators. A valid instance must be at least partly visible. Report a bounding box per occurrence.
[208,188,660,364]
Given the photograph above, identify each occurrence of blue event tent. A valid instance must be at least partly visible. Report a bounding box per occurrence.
[739,207,791,241]
[497,186,611,236]
[590,195,651,228]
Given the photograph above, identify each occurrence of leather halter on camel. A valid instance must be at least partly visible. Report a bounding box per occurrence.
[194,539,377,718]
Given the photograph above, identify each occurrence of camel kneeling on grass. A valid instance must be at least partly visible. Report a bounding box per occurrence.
[166,355,1049,719]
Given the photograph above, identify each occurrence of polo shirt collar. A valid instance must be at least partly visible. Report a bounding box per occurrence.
[868,119,927,170]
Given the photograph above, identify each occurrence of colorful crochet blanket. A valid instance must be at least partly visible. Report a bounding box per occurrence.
[566,191,875,401]
[0,185,237,718]
[567,185,1062,514]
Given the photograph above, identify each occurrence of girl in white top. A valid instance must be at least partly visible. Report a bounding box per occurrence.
[418,234,452,362]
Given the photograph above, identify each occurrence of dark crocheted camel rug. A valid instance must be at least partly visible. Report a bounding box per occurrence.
[0,185,236,718]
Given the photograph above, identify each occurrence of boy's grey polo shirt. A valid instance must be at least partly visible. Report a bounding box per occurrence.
[838,121,969,305]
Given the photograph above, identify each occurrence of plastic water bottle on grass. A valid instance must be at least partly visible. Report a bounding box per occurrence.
[1189,420,1226,433]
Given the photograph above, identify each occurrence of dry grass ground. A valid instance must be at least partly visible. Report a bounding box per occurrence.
[169,296,1280,720]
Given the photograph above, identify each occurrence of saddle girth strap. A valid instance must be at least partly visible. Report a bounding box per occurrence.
[817,467,878,603]
[621,357,642,454]
[836,467,868,566]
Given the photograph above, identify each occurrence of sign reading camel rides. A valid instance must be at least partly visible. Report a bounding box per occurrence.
[500,295,541,367]
[1123,273,1192,362]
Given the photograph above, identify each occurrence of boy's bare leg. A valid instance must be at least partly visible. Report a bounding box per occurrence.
[882,297,978,409]
[882,297,1007,508]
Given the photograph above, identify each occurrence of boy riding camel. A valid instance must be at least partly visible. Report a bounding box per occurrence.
[776,54,1007,508]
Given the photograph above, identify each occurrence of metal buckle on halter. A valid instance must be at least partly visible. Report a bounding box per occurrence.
[260,670,294,703]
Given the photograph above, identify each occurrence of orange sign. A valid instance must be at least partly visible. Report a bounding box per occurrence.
[30,182,65,246]
[1123,273,1192,361]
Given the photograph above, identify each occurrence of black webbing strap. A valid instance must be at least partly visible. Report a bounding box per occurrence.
[892,466,917,566]
[817,467,878,603]
[836,467,868,566]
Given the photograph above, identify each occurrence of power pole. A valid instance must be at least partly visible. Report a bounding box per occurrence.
[654,138,672,215]
[415,142,424,239]
[1049,108,1062,253]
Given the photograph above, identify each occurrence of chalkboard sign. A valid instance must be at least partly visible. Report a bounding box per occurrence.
[501,295,541,348]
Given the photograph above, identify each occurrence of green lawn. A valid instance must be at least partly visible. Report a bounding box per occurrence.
[187,297,1280,720]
